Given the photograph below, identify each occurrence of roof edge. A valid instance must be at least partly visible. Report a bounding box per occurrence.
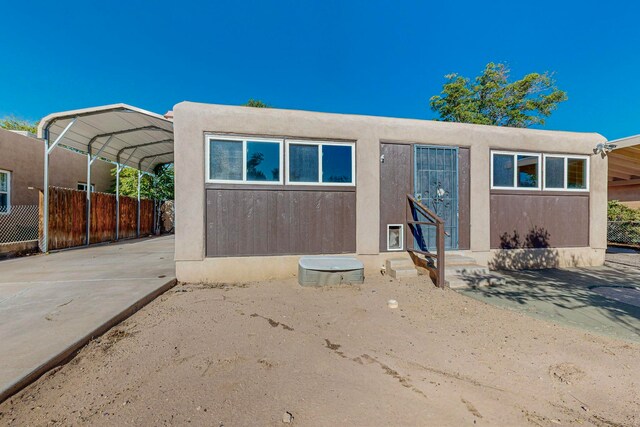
[608,134,640,150]
[37,103,172,138]
[173,101,607,139]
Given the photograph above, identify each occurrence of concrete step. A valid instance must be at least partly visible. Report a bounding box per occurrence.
[446,265,506,289]
[386,258,419,279]
[386,258,414,270]
[444,255,479,267]
[390,266,419,279]
[445,265,490,276]
[448,275,505,289]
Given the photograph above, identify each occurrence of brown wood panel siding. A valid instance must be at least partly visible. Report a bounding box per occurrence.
[490,193,590,249]
[379,143,412,252]
[205,189,356,257]
[205,183,355,192]
[457,148,471,250]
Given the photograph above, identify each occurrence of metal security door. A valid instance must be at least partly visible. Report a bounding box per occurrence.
[413,145,459,251]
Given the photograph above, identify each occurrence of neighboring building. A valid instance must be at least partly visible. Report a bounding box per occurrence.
[174,102,607,283]
[0,127,113,211]
[607,135,640,209]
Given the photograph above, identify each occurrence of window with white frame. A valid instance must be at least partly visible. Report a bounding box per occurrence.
[544,154,589,191]
[491,151,541,190]
[0,170,10,213]
[206,136,283,184]
[286,141,355,185]
[77,182,95,192]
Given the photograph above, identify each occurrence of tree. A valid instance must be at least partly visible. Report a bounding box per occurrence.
[430,63,567,128]
[0,116,38,134]
[244,99,271,108]
[108,163,174,200]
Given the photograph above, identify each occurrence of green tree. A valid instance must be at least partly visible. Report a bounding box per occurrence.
[0,116,38,134]
[244,99,271,108]
[430,63,567,128]
[109,163,174,200]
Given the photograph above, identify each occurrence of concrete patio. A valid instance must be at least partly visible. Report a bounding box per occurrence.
[0,236,175,402]
[459,260,640,343]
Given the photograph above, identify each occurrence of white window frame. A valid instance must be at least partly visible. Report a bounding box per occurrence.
[205,135,284,185]
[543,154,590,192]
[77,182,95,192]
[285,140,356,186]
[386,224,404,251]
[0,169,10,214]
[490,151,542,191]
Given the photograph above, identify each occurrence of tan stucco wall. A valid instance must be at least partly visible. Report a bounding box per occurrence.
[0,128,113,206]
[176,252,413,283]
[173,102,607,282]
[608,183,640,209]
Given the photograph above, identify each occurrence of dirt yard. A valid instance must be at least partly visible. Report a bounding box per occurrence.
[1,275,638,426]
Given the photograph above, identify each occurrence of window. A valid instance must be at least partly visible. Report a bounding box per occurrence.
[77,183,95,192]
[0,170,9,214]
[387,224,404,251]
[543,155,589,191]
[286,141,355,185]
[491,152,541,190]
[544,156,565,189]
[206,136,283,184]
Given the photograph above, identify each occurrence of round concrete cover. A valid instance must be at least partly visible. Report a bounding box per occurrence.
[298,256,363,271]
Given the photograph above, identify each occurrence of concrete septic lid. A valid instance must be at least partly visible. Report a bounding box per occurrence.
[298,256,363,271]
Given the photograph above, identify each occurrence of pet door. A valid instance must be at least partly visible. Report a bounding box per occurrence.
[387,224,403,251]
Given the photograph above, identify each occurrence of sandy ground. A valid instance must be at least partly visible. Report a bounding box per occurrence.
[0,275,638,426]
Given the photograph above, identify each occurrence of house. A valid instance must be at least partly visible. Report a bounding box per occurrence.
[606,135,640,209]
[173,102,607,283]
[0,127,113,211]
[0,127,113,255]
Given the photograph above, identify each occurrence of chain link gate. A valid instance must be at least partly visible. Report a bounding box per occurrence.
[607,221,640,247]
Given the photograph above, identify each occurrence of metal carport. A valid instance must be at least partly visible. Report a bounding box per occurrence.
[37,104,174,252]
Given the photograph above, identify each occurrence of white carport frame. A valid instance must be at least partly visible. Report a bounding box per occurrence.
[37,104,174,253]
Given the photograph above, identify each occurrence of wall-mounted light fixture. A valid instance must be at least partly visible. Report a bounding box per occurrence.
[593,142,617,157]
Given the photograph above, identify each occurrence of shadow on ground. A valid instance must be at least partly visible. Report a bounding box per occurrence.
[457,239,640,342]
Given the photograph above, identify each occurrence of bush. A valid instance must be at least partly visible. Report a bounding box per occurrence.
[608,201,640,245]
[608,200,640,222]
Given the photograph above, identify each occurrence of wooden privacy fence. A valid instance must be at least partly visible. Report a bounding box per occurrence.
[39,187,156,251]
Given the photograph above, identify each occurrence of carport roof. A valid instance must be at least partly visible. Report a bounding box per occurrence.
[37,103,173,172]
[607,134,640,183]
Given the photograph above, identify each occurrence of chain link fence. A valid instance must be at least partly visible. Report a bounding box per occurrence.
[607,221,640,247]
[0,205,39,245]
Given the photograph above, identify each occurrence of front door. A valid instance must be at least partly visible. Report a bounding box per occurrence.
[413,145,459,251]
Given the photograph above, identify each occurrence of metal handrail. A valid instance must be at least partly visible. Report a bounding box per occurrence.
[407,194,446,288]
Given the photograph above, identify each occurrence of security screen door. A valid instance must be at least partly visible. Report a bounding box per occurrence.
[413,145,459,251]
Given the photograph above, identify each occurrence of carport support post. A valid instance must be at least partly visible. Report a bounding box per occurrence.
[85,153,92,245]
[42,118,77,253]
[43,137,49,252]
[116,165,121,240]
[136,170,141,238]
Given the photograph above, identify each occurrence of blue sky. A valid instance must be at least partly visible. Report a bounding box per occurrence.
[1,0,638,140]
